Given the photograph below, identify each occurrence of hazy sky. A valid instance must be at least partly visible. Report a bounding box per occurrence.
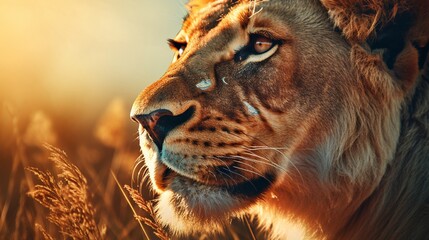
[0,0,185,114]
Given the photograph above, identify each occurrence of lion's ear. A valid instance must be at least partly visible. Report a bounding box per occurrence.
[321,0,429,91]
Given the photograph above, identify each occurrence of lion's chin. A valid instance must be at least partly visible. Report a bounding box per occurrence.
[154,174,271,235]
[155,190,234,235]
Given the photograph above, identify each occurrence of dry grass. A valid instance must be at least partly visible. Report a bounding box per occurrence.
[35,224,54,240]
[0,100,148,239]
[0,100,266,239]
[123,185,169,240]
[27,145,104,239]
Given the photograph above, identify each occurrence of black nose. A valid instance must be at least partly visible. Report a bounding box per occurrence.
[132,107,194,149]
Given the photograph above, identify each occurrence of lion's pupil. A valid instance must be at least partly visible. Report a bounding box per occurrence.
[254,37,273,54]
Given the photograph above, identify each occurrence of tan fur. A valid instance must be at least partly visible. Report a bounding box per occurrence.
[319,0,429,43]
[131,0,429,239]
[320,0,410,42]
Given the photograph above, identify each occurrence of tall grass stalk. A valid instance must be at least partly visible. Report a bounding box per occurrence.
[110,171,152,240]
[124,185,169,240]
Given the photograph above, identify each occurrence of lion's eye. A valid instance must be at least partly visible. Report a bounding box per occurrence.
[168,39,187,59]
[253,36,274,54]
[234,33,280,62]
[178,46,185,57]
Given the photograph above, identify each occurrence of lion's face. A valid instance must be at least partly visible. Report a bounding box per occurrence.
[131,0,398,235]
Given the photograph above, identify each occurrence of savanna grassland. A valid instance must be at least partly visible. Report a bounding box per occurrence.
[0,99,156,239]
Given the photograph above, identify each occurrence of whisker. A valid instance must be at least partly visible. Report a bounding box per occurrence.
[245,145,289,150]
[244,147,304,185]
[232,155,279,185]
[229,170,251,183]
[131,155,145,185]
[212,156,241,185]
[217,164,252,183]
[217,170,238,186]
[210,157,232,183]
[207,169,218,182]
[241,150,287,172]
[232,165,274,185]
[222,154,286,173]
[131,154,153,195]
[138,167,150,189]
[235,160,267,176]
[136,162,147,180]
[134,171,149,194]
[230,165,259,190]
[230,132,295,172]
[250,146,304,181]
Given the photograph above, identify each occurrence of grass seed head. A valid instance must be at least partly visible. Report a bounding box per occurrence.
[28,145,103,240]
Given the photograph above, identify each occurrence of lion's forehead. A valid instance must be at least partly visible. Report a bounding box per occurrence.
[182,0,237,40]
[182,0,327,40]
[183,0,274,41]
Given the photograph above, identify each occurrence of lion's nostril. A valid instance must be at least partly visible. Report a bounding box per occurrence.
[132,107,195,149]
[132,109,173,148]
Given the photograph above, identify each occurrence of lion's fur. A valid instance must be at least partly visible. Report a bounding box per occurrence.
[320,0,410,42]
[320,0,429,43]
[132,0,429,239]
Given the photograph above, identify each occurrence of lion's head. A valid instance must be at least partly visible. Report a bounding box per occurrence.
[131,0,429,239]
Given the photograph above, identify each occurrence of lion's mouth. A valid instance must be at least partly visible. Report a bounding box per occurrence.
[159,161,275,198]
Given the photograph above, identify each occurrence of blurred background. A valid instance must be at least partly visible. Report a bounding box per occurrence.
[0,0,184,141]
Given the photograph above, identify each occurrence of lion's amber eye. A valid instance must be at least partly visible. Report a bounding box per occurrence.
[253,36,273,54]
[234,33,279,62]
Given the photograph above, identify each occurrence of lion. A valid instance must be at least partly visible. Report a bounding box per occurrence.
[130,0,429,239]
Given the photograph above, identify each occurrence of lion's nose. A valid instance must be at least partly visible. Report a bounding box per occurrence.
[131,107,195,149]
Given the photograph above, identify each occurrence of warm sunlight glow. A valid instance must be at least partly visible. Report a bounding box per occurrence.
[0,0,182,114]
